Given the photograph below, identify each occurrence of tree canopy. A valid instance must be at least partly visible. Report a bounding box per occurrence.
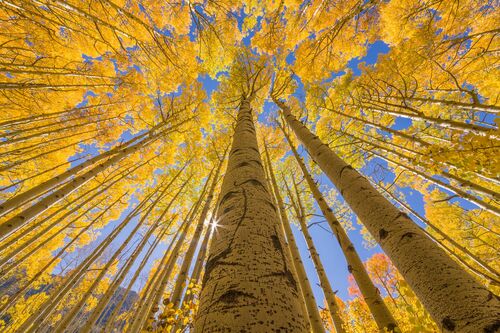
[0,0,499,332]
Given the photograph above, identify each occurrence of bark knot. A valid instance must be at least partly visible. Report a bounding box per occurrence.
[441,316,456,331]
[218,289,255,304]
[379,229,389,240]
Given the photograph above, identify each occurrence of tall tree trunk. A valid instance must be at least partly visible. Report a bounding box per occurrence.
[80,179,188,333]
[53,180,173,333]
[0,131,159,239]
[281,130,397,332]
[193,98,307,332]
[264,142,346,333]
[263,148,326,333]
[168,159,223,310]
[274,97,500,332]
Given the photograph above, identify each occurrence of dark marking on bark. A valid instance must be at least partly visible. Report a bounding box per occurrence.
[484,320,500,333]
[394,211,410,221]
[223,206,235,215]
[442,316,456,331]
[339,165,354,178]
[386,323,397,332]
[230,148,242,155]
[347,265,353,273]
[271,235,282,252]
[379,229,389,240]
[220,191,239,206]
[248,147,259,154]
[400,232,415,241]
[263,270,298,292]
[218,290,255,304]
[237,178,267,191]
[347,245,355,251]
[234,160,262,170]
[235,161,251,169]
[262,199,277,212]
[204,247,231,284]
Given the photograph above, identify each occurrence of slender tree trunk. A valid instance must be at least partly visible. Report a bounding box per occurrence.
[274,97,500,332]
[359,103,497,137]
[265,142,346,333]
[364,148,500,216]
[53,181,173,333]
[80,179,188,333]
[387,95,500,114]
[0,193,124,318]
[0,125,159,220]
[372,182,500,283]
[339,128,499,202]
[124,219,186,333]
[263,150,326,333]
[102,226,170,333]
[133,223,188,333]
[282,122,399,331]
[135,201,203,333]
[193,97,307,332]
[168,160,223,310]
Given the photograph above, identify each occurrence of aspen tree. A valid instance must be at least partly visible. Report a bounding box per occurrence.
[280,121,399,331]
[102,227,169,332]
[52,179,174,333]
[165,157,226,332]
[0,193,125,318]
[13,188,157,333]
[132,226,187,333]
[80,178,188,333]
[168,162,221,309]
[263,141,346,333]
[137,197,205,333]
[263,153,326,333]
[194,54,307,333]
[124,219,187,333]
[274,97,500,332]
[0,117,194,240]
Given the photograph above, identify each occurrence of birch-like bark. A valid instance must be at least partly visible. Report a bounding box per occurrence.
[193,98,307,332]
[264,143,346,333]
[275,98,500,332]
[14,189,155,333]
[53,181,173,333]
[168,160,223,310]
[0,125,159,218]
[263,155,325,333]
[0,131,159,239]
